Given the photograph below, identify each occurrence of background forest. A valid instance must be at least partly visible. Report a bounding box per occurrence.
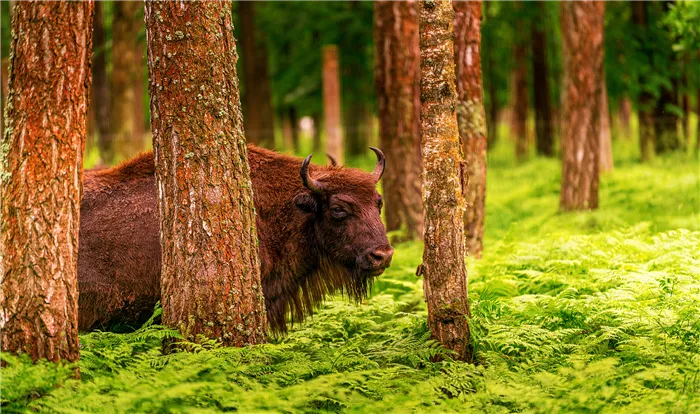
[1,1,699,413]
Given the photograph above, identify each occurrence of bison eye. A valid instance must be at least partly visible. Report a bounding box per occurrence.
[330,206,348,219]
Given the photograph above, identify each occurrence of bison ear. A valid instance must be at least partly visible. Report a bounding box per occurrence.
[294,193,318,214]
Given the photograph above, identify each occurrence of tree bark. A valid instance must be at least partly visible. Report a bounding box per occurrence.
[599,79,613,172]
[418,0,471,362]
[374,1,423,241]
[92,1,111,165]
[145,0,266,346]
[453,0,487,258]
[512,3,529,162]
[531,2,555,157]
[559,1,603,211]
[631,1,654,162]
[323,45,343,165]
[1,0,93,363]
[109,1,144,164]
[1,58,7,138]
[239,1,275,149]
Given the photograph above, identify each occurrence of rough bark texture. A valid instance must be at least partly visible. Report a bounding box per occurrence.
[92,1,111,164]
[531,2,555,157]
[1,0,93,362]
[418,0,471,362]
[599,77,613,172]
[631,2,654,162]
[110,1,143,164]
[239,1,275,148]
[374,0,423,241]
[559,1,603,211]
[512,3,529,163]
[145,1,266,346]
[323,45,343,164]
[1,58,7,137]
[453,0,487,258]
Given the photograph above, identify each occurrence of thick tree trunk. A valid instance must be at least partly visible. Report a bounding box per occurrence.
[374,1,423,241]
[110,1,143,164]
[418,0,471,362]
[599,72,613,172]
[239,1,275,148]
[453,0,487,258]
[531,2,555,157]
[1,0,93,363]
[512,42,529,162]
[631,2,654,162]
[92,1,111,164]
[323,45,343,165]
[559,1,603,211]
[145,0,266,346]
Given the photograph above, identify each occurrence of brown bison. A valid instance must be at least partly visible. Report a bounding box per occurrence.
[78,145,393,333]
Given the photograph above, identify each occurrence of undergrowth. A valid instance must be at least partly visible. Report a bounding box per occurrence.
[2,139,699,413]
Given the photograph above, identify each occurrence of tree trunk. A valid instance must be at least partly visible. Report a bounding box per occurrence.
[289,107,299,151]
[239,1,275,149]
[92,0,111,165]
[681,92,690,149]
[323,45,343,165]
[374,1,423,241]
[531,2,555,157]
[599,71,613,172]
[1,58,7,137]
[453,0,487,258]
[282,108,294,151]
[631,2,654,162]
[696,88,700,155]
[110,1,143,164]
[618,96,631,138]
[312,112,322,152]
[418,0,471,362]
[511,0,528,162]
[145,0,267,346]
[654,86,681,154]
[345,101,370,157]
[1,0,93,363]
[559,1,603,211]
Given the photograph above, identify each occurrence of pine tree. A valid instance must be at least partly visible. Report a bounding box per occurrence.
[418,0,471,362]
[559,1,604,211]
[1,0,93,362]
[144,0,266,346]
[374,0,423,240]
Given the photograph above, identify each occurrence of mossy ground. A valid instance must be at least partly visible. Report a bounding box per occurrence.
[3,135,699,413]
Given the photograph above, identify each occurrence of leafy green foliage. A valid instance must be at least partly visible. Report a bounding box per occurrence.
[2,139,699,412]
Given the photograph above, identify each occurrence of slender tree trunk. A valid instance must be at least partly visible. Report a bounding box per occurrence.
[631,2,654,162]
[654,85,681,154]
[282,108,294,151]
[418,0,471,362]
[92,0,111,165]
[453,0,487,257]
[681,92,690,149]
[618,96,632,139]
[312,112,322,153]
[345,102,370,157]
[374,0,423,240]
[531,2,554,157]
[323,45,344,164]
[289,107,299,150]
[110,1,142,164]
[145,0,266,346]
[559,1,603,211]
[599,71,613,172]
[511,0,529,161]
[696,88,700,155]
[239,1,275,148]
[1,0,93,363]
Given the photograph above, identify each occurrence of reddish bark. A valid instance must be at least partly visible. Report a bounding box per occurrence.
[559,1,604,211]
[323,45,343,164]
[418,0,471,362]
[374,0,423,240]
[145,0,266,346]
[453,0,487,257]
[1,0,93,363]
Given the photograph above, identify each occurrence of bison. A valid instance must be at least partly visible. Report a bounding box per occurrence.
[78,145,394,333]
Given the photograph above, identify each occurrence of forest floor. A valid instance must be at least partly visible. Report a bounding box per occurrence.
[3,138,699,413]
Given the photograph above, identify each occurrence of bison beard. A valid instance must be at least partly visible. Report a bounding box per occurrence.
[78,145,392,334]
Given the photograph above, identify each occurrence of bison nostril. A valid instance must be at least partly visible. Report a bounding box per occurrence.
[369,251,385,263]
[366,246,394,267]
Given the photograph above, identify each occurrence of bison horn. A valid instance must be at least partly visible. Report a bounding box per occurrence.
[326,153,338,166]
[300,154,324,194]
[369,147,385,182]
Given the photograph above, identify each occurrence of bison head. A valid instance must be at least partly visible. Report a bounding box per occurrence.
[294,148,394,299]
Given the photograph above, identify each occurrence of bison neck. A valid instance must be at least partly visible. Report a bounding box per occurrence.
[248,146,352,333]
